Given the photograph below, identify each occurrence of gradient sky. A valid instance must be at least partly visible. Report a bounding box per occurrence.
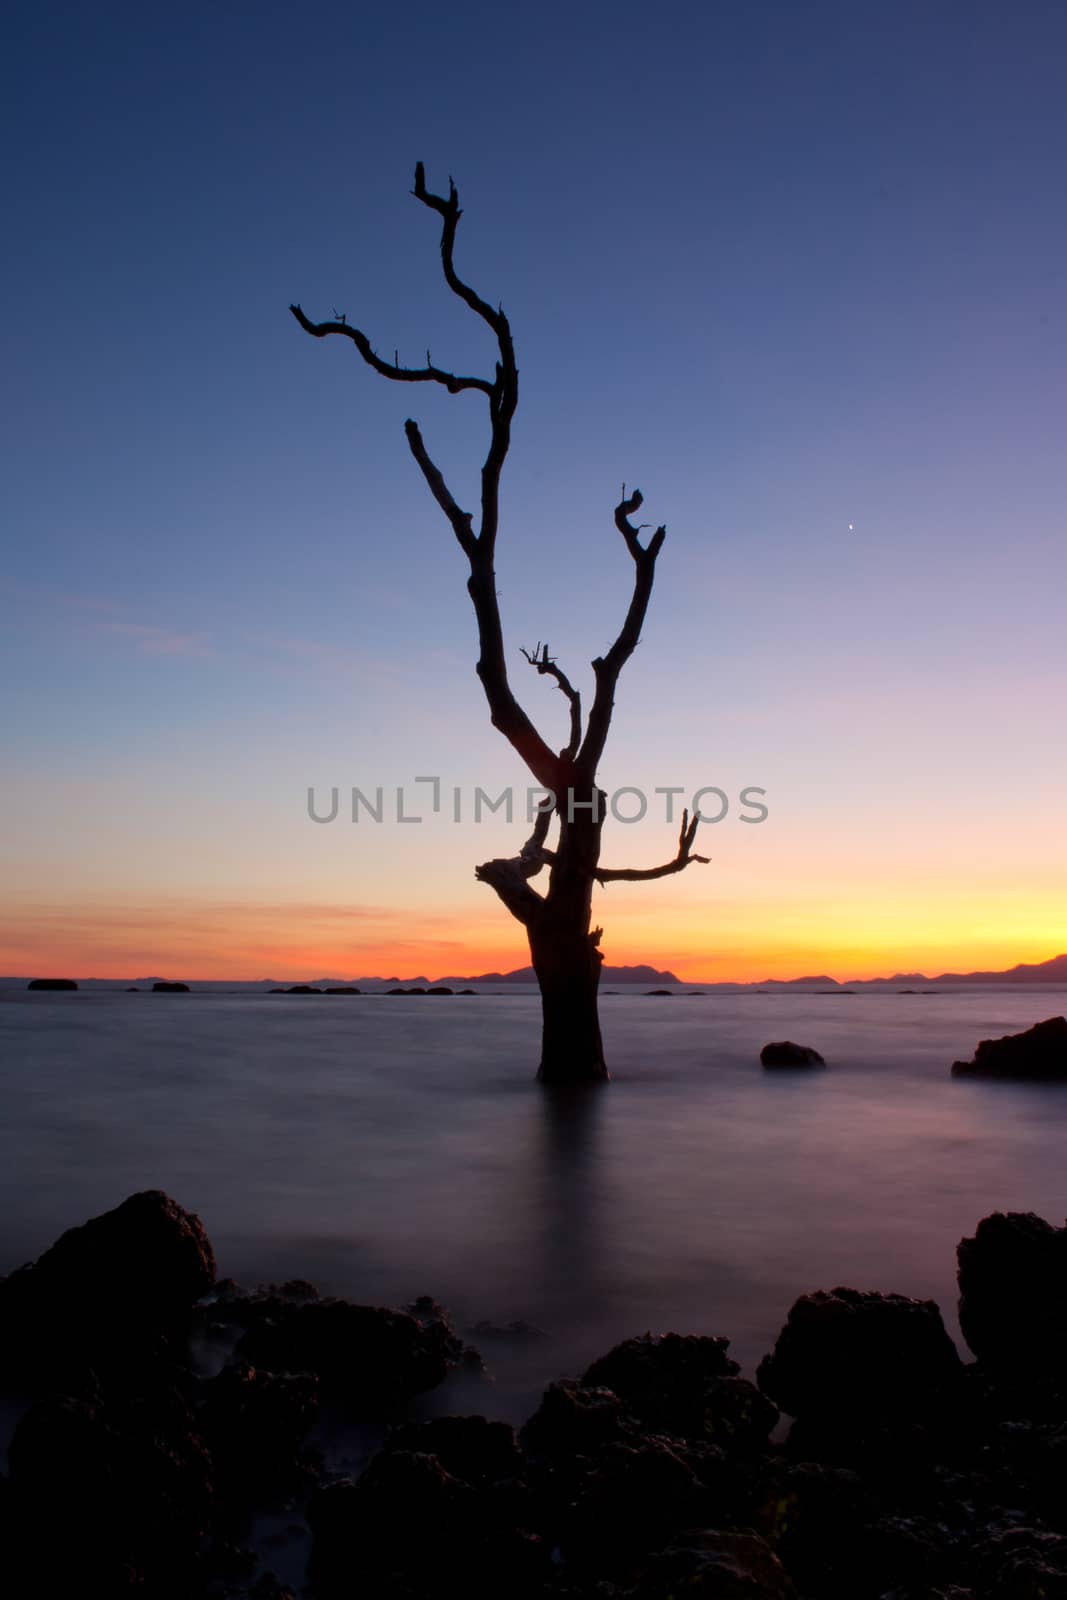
[3,1,1065,981]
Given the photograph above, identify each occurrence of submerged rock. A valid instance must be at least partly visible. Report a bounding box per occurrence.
[757,1287,962,1420]
[760,1040,825,1067]
[465,1317,547,1343]
[957,1211,1067,1371]
[952,1016,1067,1079]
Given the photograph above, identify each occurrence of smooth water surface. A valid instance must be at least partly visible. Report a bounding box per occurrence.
[2,988,1065,1418]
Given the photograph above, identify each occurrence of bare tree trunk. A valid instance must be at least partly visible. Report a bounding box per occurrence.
[529,909,606,1082]
[531,799,607,1082]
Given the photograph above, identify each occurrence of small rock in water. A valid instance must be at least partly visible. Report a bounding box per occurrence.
[760,1040,825,1067]
[465,1317,548,1342]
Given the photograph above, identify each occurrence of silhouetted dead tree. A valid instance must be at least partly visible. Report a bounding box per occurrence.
[291,165,708,1081]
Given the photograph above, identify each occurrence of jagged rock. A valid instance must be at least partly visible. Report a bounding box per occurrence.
[748,1459,880,1595]
[630,1528,797,1598]
[309,1444,546,1598]
[957,1211,1067,1370]
[760,1040,825,1067]
[0,1190,215,1386]
[952,1016,1067,1079]
[582,1332,775,1448]
[7,1388,213,1595]
[235,1298,464,1415]
[520,1379,631,1458]
[380,1416,525,1485]
[198,1361,319,1499]
[24,1189,214,1310]
[561,1436,719,1578]
[757,1287,962,1419]
[966,1527,1067,1597]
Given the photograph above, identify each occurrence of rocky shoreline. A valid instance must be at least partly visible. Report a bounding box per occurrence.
[2,1193,1066,1597]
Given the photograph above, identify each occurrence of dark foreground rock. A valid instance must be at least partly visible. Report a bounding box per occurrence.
[760,1040,825,1067]
[153,980,191,992]
[757,1286,963,1420]
[0,1189,216,1386]
[957,1211,1067,1372]
[582,1332,777,1450]
[6,1196,1067,1598]
[235,1297,475,1415]
[631,1530,796,1598]
[26,977,78,990]
[952,1015,1067,1079]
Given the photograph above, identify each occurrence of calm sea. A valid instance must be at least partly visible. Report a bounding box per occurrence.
[2,988,1065,1420]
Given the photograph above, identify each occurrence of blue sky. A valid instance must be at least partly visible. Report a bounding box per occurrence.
[2,0,1065,977]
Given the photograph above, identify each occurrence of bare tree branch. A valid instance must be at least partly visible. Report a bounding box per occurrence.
[411,162,518,552]
[404,419,476,556]
[577,487,666,780]
[521,642,582,759]
[291,165,558,792]
[474,856,545,924]
[595,808,709,884]
[288,304,494,397]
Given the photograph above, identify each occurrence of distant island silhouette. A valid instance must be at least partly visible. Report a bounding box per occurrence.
[9,953,1067,991]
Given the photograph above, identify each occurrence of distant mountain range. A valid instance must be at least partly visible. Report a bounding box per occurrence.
[4,954,1067,990]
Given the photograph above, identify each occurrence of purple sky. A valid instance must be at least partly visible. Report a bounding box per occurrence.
[3,1,1065,979]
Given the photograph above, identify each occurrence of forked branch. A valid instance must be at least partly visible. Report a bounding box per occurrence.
[521,642,582,759]
[596,808,709,884]
[578,486,666,780]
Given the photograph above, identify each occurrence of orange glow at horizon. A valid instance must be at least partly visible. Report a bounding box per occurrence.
[3,887,1064,984]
